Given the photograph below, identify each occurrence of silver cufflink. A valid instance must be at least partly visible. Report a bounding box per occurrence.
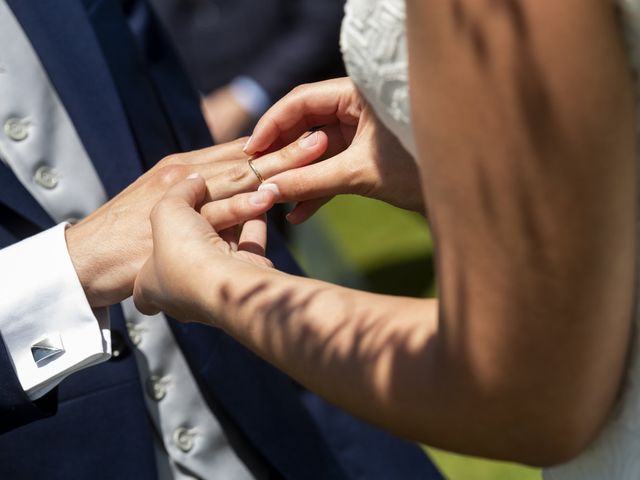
[31,334,65,367]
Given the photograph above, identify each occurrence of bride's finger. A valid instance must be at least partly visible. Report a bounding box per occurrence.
[149,175,209,243]
[245,78,358,155]
[200,190,275,231]
[238,214,268,257]
[286,197,333,225]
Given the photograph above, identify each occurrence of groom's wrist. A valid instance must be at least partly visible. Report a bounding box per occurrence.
[65,219,126,308]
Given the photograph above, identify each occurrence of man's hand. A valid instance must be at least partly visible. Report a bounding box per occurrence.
[66,134,328,308]
[245,78,425,224]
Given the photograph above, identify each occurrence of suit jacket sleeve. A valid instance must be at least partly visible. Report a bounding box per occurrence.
[243,0,346,103]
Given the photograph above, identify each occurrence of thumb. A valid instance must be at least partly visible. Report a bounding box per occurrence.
[133,260,162,317]
[163,173,208,208]
[149,174,209,240]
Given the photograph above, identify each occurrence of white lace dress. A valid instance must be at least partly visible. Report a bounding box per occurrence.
[340,0,640,478]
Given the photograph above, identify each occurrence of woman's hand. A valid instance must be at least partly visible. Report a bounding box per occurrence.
[133,174,275,324]
[244,77,425,223]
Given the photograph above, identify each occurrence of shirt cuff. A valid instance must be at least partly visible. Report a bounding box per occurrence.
[229,76,272,118]
[0,223,111,400]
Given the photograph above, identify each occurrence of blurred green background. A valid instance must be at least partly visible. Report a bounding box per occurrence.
[287,195,542,480]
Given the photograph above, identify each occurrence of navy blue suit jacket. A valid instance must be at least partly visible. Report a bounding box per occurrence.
[0,1,442,479]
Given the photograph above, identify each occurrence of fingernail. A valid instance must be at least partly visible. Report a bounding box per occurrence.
[243,136,253,153]
[299,131,318,149]
[258,183,280,198]
[186,173,201,180]
[250,190,272,206]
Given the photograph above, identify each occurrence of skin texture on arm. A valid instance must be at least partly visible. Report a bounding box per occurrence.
[135,0,637,467]
[405,0,637,462]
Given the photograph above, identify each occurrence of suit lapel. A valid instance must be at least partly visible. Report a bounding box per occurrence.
[4,0,142,203]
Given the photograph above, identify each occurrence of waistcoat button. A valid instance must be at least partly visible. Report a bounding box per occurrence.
[4,117,29,141]
[173,427,196,453]
[33,165,59,189]
[147,375,170,401]
[126,321,145,346]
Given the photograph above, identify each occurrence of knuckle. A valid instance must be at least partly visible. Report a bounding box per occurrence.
[290,83,311,97]
[283,85,311,107]
[229,195,248,217]
[288,84,306,98]
[200,202,219,223]
[159,153,181,166]
[233,136,250,148]
[276,143,300,166]
[155,164,188,187]
[227,161,252,187]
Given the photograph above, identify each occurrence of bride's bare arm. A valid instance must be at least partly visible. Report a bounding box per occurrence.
[134,0,636,467]
[405,0,636,462]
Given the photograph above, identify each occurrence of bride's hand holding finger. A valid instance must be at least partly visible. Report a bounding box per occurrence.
[133,175,275,323]
[245,78,425,223]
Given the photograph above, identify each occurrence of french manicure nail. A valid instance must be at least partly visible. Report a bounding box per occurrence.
[243,135,253,152]
[299,131,318,149]
[258,183,281,198]
[250,190,271,206]
[186,173,201,180]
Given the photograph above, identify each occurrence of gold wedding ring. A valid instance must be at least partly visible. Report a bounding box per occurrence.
[248,157,265,183]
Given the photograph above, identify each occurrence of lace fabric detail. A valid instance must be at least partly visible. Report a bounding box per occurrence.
[340,0,416,156]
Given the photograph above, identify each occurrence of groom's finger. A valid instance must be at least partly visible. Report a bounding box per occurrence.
[251,130,329,181]
[163,137,247,166]
[239,215,268,257]
[256,150,357,204]
[203,130,329,200]
[200,190,276,232]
